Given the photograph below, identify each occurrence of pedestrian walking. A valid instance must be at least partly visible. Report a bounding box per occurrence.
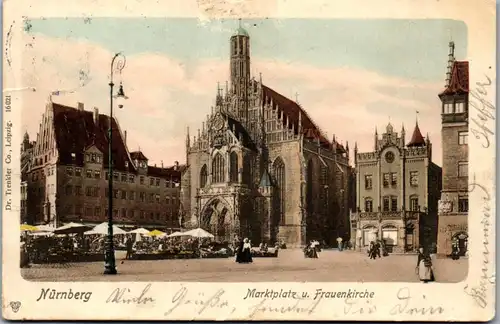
[416,247,435,283]
[336,236,343,251]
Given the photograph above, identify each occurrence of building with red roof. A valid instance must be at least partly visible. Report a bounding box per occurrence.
[437,41,469,256]
[26,101,185,229]
[181,25,352,247]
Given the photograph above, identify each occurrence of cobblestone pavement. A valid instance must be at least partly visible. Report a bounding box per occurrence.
[22,249,468,282]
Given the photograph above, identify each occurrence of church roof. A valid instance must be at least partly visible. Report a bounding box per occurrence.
[407,122,426,147]
[261,85,346,153]
[439,61,469,96]
[52,103,135,172]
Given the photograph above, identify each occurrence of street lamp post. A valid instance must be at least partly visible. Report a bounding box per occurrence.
[104,53,127,275]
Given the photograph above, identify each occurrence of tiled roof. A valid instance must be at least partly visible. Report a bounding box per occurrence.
[130,151,148,161]
[407,122,426,147]
[52,103,135,172]
[439,61,469,96]
[262,85,346,153]
[147,165,182,180]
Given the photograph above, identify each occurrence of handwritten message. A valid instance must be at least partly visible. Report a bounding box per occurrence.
[464,180,494,308]
[470,75,495,148]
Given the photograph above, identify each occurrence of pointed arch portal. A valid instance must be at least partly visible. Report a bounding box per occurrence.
[200,198,235,242]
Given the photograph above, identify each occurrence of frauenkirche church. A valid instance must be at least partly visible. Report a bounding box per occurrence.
[180,25,353,247]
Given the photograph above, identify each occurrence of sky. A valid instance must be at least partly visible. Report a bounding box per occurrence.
[21,18,467,167]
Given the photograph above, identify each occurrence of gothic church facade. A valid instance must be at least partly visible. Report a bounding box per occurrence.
[181,26,352,247]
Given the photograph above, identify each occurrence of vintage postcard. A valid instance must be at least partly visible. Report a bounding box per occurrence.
[2,0,496,321]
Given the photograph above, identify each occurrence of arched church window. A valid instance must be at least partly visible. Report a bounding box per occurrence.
[229,151,238,183]
[200,164,208,188]
[306,160,314,216]
[273,157,286,224]
[212,153,225,183]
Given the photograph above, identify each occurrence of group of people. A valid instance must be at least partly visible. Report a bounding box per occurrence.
[304,240,320,258]
[367,240,387,259]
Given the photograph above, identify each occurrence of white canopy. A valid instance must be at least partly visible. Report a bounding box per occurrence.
[128,228,150,234]
[35,225,55,232]
[84,222,127,235]
[183,227,214,238]
[54,222,93,235]
[167,231,184,238]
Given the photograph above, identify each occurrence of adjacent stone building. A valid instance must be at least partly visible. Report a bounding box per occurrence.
[181,25,352,247]
[436,42,469,256]
[351,122,442,252]
[25,101,184,230]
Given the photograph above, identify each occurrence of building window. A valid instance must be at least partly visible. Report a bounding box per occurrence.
[391,173,397,187]
[273,157,286,224]
[129,175,135,183]
[129,191,135,200]
[364,198,373,212]
[113,173,119,181]
[455,102,465,113]
[140,192,145,202]
[75,168,82,177]
[150,178,154,186]
[458,198,469,212]
[149,193,155,202]
[85,169,92,178]
[94,207,101,217]
[229,151,239,183]
[364,174,373,189]
[410,196,419,211]
[121,174,127,182]
[156,178,160,186]
[383,173,390,188]
[444,102,454,114]
[166,196,171,204]
[458,162,468,177]
[200,164,208,188]
[85,207,92,217]
[86,187,93,196]
[66,167,73,176]
[155,194,160,203]
[75,185,82,196]
[410,171,419,186]
[94,170,101,179]
[140,176,145,185]
[212,153,225,183]
[105,172,109,180]
[114,190,119,199]
[121,190,127,199]
[383,197,390,211]
[125,161,129,168]
[121,209,127,218]
[459,131,468,145]
[390,196,398,212]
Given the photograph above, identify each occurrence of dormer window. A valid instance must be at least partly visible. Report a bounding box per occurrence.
[455,102,465,113]
[443,103,454,114]
[125,161,129,168]
[71,153,76,160]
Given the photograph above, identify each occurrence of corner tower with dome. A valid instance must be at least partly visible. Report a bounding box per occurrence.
[180,23,353,247]
[351,121,442,253]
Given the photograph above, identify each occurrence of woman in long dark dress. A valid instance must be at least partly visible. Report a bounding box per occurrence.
[235,240,244,263]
